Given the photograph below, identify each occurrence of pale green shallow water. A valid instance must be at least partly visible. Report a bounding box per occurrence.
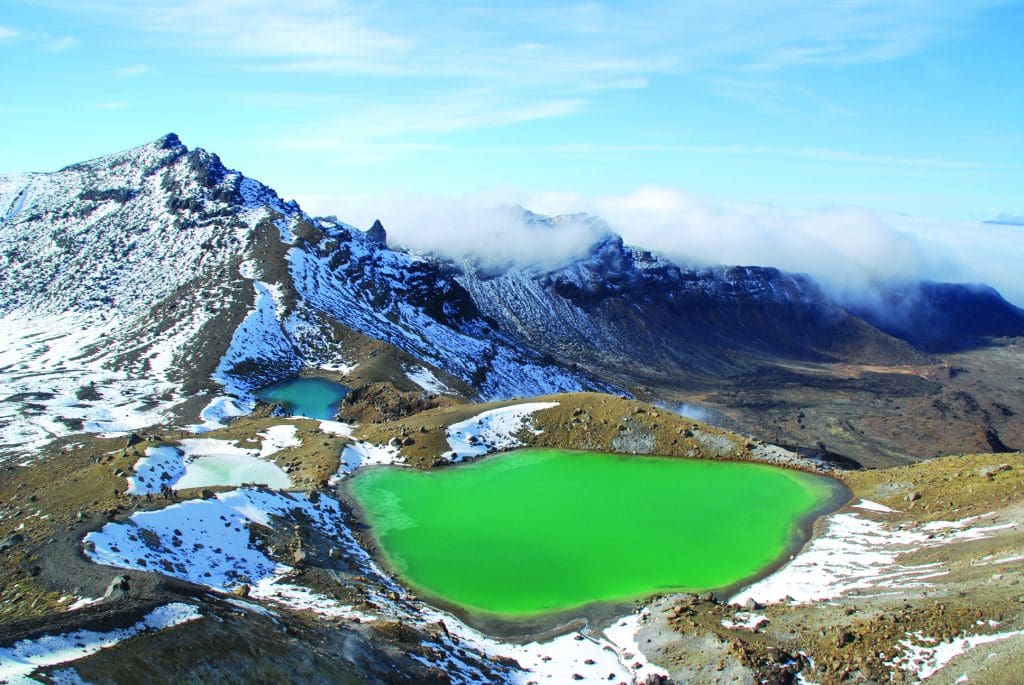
[254,377,348,420]
[349,449,843,619]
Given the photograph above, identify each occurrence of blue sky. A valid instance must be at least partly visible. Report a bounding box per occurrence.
[2,0,1021,220]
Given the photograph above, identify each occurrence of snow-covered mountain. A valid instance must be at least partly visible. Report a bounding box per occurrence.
[456,233,928,382]
[0,135,600,458]
[3,134,1023,460]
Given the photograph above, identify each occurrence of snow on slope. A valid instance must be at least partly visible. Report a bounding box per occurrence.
[285,228,595,400]
[0,135,603,459]
[0,603,201,685]
[85,489,361,595]
[730,504,1015,606]
[443,402,559,461]
[0,312,177,458]
[85,480,665,684]
[404,364,455,394]
[0,136,300,458]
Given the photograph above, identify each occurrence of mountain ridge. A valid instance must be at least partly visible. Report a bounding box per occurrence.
[2,134,1023,464]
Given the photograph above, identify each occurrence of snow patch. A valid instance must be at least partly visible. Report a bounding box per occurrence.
[853,499,897,513]
[190,395,252,433]
[0,603,200,684]
[258,424,300,457]
[443,402,558,462]
[331,441,404,483]
[404,365,454,395]
[126,445,185,495]
[722,612,770,631]
[730,510,1011,606]
[888,629,1024,680]
[319,420,354,437]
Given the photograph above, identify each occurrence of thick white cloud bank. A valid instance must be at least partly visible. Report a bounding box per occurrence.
[309,188,1024,308]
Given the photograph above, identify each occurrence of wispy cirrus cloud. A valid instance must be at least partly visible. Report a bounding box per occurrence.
[16,0,1020,197]
[475,142,991,172]
[30,1,1014,83]
[0,24,18,40]
[114,63,148,77]
[44,35,77,51]
[262,94,586,164]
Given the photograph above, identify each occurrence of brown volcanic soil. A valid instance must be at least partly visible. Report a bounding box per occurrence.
[2,388,1023,684]
[652,340,1024,468]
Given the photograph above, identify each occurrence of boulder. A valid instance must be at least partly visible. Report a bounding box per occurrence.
[978,464,1012,478]
[0,533,25,553]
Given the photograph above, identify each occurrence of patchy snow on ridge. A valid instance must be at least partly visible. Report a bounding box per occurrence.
[443,402,559,462]
[404,365,454,395]
[0,138,310,460]
[730,508,1013,606]
[127,445,185,495]
[0,603,200,684]
[258,424,300,457]
[330,440,404,483]
[84,489,368,597]
[285,234,594,401]
[888,629,1024,681]
[0,313,180,461]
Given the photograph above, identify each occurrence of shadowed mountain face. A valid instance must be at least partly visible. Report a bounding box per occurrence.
[455,234,927,383]
[2,134,1023,466]
[850,282,1024,352]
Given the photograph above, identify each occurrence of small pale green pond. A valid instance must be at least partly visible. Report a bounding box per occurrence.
[349,449,845,620]
[255,377,348,420]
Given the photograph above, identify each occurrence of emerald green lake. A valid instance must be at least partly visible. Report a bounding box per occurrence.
[349,449,844,620]
[254,377,348,420]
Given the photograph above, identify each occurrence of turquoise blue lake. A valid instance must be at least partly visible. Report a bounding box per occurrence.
[254,377,349,420]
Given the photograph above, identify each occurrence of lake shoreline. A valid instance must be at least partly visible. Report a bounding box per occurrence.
[340,448,851,641]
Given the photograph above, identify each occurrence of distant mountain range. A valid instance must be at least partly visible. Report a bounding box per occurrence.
[2,134,1023,460]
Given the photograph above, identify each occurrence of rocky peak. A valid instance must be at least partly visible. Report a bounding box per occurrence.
[367,219,387,246]
[158,132,184,150]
